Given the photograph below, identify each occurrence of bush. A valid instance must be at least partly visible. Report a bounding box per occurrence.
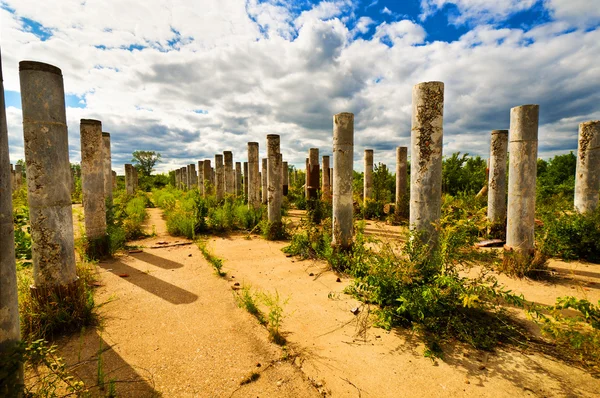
[537,208,600,263]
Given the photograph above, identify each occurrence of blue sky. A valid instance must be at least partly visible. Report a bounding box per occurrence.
[2,0,599,172]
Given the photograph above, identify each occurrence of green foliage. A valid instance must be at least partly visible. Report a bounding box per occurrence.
[234,286,265,325]
[131,150,162,176]
[537,207,600,263]
[372,163,394,203]
[536,153,577,203]
[442,152,486,196]
[260,290,288,345]
[137,173,170,192]
[531,297,600,365]
[13,202,32,263]
[111,191,150,241]
[360,198,385,220]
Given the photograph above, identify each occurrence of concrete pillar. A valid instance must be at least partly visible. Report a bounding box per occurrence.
[132,166,138,190]
[332,113,354,249]
[267,135,282,226]
[487,130,509,235]
[224,151,234,195]
[19,60,77,289]
[175,168,181,189]
[112,170,117,190]
[102,132,112,204]
[80,119,108,257]
[125,164,135,194]
[181,166,188,190]
[203,159,212,197]
[304,158,309,198]
[235,162,242,197]
[395,146,408,211]
[215,154,224,201]
[506,105,539,254]
[248,142,260,209]
[188,164,197,189]
[410,81,444,242]
[197,161,204,195]
[322,156,331,200]
[243,161,249,201]
[261,158,268,204]
[282,161,289,196]
[1,51,21,385]
[307,149,320,199]
[14,164,23,188]
[574,121,600,213]
[364,149,373,202]
[329,168,333,187]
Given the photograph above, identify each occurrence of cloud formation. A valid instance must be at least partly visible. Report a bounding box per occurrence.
[2,0,599,173]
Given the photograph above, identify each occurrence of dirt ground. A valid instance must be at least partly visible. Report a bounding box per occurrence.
[56,206,600,397]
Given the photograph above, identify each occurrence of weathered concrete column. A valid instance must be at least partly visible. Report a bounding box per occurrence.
[487,130,509,237]
[395,146,408,213]
[329,167,333,187]
[332,113,354,249]
[304,158,309,198]
[307,149,320,199]
[224,151,234,195]
[235,162,242,196]
[364,149,373,202]
[181,166,188,190]
[102,132,112,204]
[14,164,22,188]
[80,119,108,257]
[19,60,77,289]
[132,167,138,190]
[175,168,181,189]
[243,161,249,201]
[506,105,539,254]
[282,161,289,196]
[410,81,444,242]
[261,158,268,204]
[112,170,117,190]
[189,164,197,189]
[248,143,260,209]
[322,155,331,200]
[197,161,204,195]
[1,52,21,386]
[203,159,212,197]
[574,121,600,213]
[215,154,224,201]
[125,164,135,194]
[267,135,282,227]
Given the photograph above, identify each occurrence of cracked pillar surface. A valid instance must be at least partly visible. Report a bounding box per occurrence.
[332,113,354,249]
[574,121,600,213]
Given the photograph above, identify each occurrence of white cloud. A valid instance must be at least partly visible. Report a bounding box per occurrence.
[545,0,600,27]
[419,0,538,25]
[2,0,599,174]
[381,7,392,15]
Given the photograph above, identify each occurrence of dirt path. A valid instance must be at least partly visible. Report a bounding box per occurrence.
[59,206,600,397]
[59,207,320,397]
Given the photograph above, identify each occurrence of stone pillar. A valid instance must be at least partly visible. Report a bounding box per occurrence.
[235,162,242,196]
[261,158,268,204]
[332,113,354,249]
[395,146,408,213]
[267,135,282,226]
[175,168,181,189]
[112,170,117,190]
[224,151,234,195]
[282,161,289,196]
[132,167,138,190]
[203,159,212,197]
[181,166,188,190]
[14,164,23,188]
[189,164,197,189]
[307,149,320,199]
[243,161,249,201]
[506,105,539,254]
[125,164,135,194]
[215,154,224,201]
[329,167,333,187]
[1,51,21,386]
[410,81,444,242]
[304,158,309,198]
[102,132,112,204]
[574,121,600,213]
[364,149,373,202]
[322,156,331,200]
[19,60,77,289]
[80,119,108,257]
[198,161,204,195]
[487,130,509,236]
[248,142,260,209]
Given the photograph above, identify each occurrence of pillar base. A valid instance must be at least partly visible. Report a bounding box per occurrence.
[501,246,547,278]
[86,234,110,260]
[488,221,506,240]
[30,277,81,305]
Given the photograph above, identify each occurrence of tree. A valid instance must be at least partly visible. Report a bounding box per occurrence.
[132,151,161,176]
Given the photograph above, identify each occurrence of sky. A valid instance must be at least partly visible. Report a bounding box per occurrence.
[1,0,599,173]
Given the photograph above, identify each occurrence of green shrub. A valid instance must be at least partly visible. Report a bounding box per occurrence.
[537,208,600,263]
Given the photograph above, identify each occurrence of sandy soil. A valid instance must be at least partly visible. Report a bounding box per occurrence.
[54,206,600,397]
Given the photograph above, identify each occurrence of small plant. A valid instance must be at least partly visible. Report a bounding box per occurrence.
[197,240,226,277]
[499,248,548,278]
[234,286,265,324]
[260,290,288,345]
